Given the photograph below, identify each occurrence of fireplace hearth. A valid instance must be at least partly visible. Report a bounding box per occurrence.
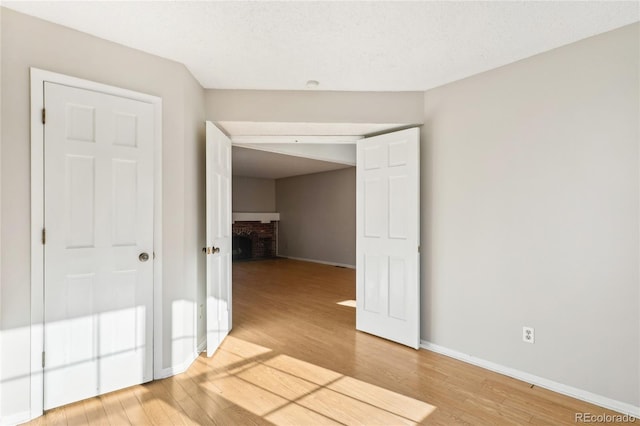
[232,235,252,260]
[232,218,278,261]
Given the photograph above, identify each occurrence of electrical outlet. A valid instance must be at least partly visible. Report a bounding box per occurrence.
[523,326,535,344]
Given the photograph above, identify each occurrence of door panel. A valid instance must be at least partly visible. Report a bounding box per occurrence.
[43,82,154,409]
[356,128,420,349]
[205,121,232,357]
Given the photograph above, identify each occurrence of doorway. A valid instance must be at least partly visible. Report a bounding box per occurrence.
[207,122,420,358]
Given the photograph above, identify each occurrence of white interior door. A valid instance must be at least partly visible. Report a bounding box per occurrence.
[205,121,232,357]
[356,127,420,349]
[43,83,155,409]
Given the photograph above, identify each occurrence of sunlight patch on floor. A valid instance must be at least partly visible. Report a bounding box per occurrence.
[212,374,289,416]
[266,402,343,425]
[328,376,434,422]
[197,344,255,377]
[295,387,416,425]
[206,336,437,425]
[220,335,273,358]
[336,299,357,308]
[264,354,342,386]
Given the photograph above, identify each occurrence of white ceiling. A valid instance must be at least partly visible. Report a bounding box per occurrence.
[232,146,352,179]
[4,1,638,91]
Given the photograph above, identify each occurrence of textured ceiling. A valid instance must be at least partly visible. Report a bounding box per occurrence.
[4,1,638,91]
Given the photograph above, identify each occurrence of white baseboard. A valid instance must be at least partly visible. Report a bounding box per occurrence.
[420,340,640,418]
[279,255,355,269]
[0,410,31,426]
[155,351,199,380]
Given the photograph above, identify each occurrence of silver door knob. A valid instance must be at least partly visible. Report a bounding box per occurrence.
[139,252,150,262]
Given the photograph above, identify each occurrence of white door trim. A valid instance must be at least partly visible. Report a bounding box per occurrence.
[29,68,163,419]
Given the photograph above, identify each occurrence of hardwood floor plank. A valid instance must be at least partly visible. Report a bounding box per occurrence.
[158,376,218,425]
[460,394,533,425]
[140,380,191,426]
[131,385,174,426]
[265,402,343,426]
[218,405,273,426]
[97,390,130,426]
[82,396,110,426]
[424,407,473,425]
[117,387,154,425]
[326,376,435,422]
[42,407,67,426]
[62,400,88,426]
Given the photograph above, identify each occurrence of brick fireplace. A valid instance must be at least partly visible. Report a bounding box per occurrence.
[232,213,279,261]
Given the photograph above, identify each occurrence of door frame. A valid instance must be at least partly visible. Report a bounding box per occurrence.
[29,68,163,419]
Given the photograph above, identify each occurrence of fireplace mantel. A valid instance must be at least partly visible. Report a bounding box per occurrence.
[232,212,280,224]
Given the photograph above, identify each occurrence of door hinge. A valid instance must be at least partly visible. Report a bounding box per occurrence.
[42,228,46,245]
[42,351,45,368]
[418,245,420,253]
[42,108,46,124]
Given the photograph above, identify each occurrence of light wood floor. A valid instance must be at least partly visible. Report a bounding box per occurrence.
[28,258,625,425]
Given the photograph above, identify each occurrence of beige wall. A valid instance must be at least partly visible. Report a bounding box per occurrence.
[422,23,639,407]
[232,177,276,212]
[276,168,356,266]
[0,8,205,420]
[182,72,207,354]
[206,89,424,124]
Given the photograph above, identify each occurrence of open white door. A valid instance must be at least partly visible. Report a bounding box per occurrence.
[356,127,420,349]
[205,121,232,357]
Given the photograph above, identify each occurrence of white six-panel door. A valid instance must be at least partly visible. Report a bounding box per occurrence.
[43,82,155,409]
[205,122,232,357]
[356,127,420,349]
